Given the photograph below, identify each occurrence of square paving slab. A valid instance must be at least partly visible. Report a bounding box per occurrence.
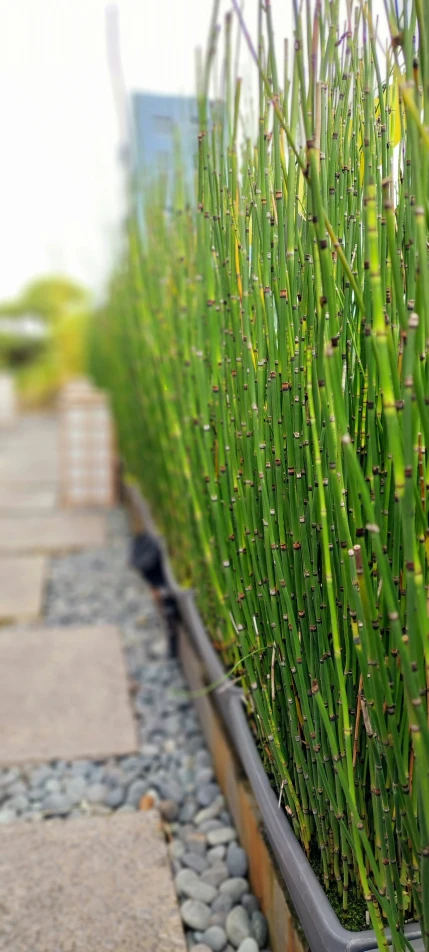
[0,486,57,513]
[0,812,186,952]
[0,455,59,485]
[0,625,137,764]
[0,555,46,623]
[0,511,105,553]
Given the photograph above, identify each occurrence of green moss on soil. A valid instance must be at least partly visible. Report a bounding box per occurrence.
[309,844,367,932]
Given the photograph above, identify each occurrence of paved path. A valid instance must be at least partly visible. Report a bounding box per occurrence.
[0,413,186,951]
[0,512,106,554]
[0,813,185,952]
[0,625,137,764]
[0,555,46,624]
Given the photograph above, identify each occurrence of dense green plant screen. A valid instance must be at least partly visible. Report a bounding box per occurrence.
[91,1,429,947]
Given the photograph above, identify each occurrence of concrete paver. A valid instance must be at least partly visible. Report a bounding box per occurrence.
[0,486,57,513]
[0,511,106,553]
[0,625,137,764]
[0,812,186,952]
[0,460,58,485]
[0,453,58,481]
[0,555,46,622]
[0,414,59,486]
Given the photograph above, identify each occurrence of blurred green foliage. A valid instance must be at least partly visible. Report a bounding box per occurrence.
[0,333,46,368]
[0,275,88,324]
[0,275,90,406]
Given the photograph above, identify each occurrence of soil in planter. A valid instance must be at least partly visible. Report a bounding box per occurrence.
[308,843,367,932]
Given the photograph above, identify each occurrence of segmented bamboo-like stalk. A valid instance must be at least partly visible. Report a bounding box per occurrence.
[90,0,429,946]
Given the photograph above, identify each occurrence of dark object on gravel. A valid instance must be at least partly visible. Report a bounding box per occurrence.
[130,532,165,589]
[130,532,179,657]
[162,595,179,659]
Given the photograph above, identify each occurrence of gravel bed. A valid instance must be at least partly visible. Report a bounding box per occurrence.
[0,510,270,952]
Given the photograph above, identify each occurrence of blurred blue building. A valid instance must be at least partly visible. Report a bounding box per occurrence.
[131,92,199,206]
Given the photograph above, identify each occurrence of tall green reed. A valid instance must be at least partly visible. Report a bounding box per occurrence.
[91,0,429,946]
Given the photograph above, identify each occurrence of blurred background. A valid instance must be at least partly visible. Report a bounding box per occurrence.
[0,0,389,407]
[0,0,230,405]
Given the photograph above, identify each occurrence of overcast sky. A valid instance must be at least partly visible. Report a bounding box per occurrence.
[0,0,387,304]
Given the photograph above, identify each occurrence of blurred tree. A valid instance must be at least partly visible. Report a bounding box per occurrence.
[0,275,91,404]
[0,275,89,323]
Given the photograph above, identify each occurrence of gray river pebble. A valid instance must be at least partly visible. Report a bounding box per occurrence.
[159,799,179,822]
[65,777,86,804]
[241,895,260,916]
[212,894,234,917]
[226,906,251,947]
[8,794,28,814]
[208,845,226,864]
[45,778,60,795]
[195,796,225,825]
[176,868,217,904]
[226,844,248,878]
[181,899,212,931]
[43,793,71,816]
[220,879,249,902]
[182,830,207,856]
[211,912,229,930]
[126,779,147,807]
[200,925,228,951]
[250,911,268,949]
[182,852,208,875]
[30,766,52,787]
[201,863,229,889]
[7,781,26,798]
[105,786,125,809]
[86,783,108,804]
[180,800,198,823]
[197,783,221,807]
[237,940,259,952]
[207,827,237,847]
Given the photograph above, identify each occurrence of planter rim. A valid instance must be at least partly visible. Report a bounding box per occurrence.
[124,480,423,952]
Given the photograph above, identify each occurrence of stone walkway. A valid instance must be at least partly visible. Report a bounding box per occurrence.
[0,414,186,952]
[0,414,270,952]
[0,555,46,623]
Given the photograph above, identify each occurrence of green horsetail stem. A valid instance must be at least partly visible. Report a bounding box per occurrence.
[90,0,429,947]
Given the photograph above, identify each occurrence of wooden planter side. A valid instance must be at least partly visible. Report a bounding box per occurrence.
[178,623,307,952]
